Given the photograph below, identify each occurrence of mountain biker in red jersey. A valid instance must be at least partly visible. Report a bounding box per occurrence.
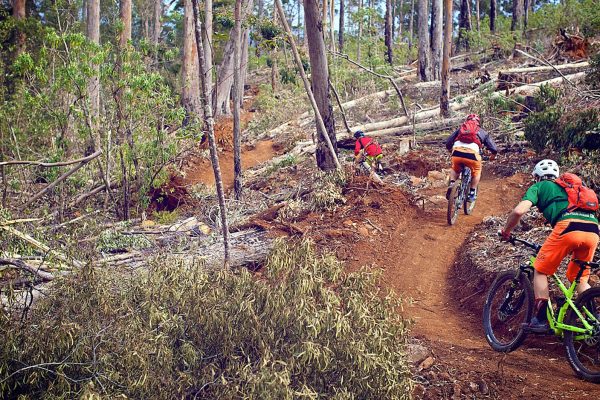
[500,159,600,333]
[354,130,383,174]
[445,114,498,202]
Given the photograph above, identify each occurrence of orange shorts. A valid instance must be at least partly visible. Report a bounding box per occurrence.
[451,147,482,179]
[534,219,600,282]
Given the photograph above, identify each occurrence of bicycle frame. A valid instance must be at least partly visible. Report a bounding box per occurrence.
[510,237,599,338]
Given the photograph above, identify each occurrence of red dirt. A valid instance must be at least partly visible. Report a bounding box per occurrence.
[181,140,277,189]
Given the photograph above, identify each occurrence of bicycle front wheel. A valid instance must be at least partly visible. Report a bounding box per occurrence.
[564,287,600,383]
[446,184,461,225]
[483,270,534,352]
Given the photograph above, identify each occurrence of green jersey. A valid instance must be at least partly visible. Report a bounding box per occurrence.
[522,180,598,226]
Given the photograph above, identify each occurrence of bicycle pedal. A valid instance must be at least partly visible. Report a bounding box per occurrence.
[521,322,552,334]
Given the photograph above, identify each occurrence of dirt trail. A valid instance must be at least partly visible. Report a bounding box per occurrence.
[342,173,600,399]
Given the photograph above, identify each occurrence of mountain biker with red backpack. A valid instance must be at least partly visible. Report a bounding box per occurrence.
[445,114,498,202]
[500,159,600,333]
[354,130,383,174]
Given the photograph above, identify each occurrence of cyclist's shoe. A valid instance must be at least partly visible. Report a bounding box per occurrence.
[522,316,550,334]
[445,181,456,200]
[467,189,477,203]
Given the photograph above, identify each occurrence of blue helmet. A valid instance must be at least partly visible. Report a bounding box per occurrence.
[354,130,365,139]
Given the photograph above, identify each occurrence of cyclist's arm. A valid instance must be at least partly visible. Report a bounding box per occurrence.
[501,200,533,239]
[478,129,498,154]
[354,140,361,156]
[445,129,459,152]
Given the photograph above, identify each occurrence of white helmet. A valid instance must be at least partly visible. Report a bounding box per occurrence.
[532,159,559,179]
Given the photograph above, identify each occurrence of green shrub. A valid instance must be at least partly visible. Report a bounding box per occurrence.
[0,240,413,399]
[524,107,562,154]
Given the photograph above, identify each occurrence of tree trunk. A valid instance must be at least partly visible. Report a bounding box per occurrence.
[408,0,415,50]
[329,0,335,51]
[475,0,480,31]
[271,1,278,92]
[490,0,496,32]
[182,0,201,117]
[152,0,162,47]
[303,0,339,171]
[258,0,264,18]
[440,0,452,117]
[523,0,529,30]
[239,2,253,107]
[417,0,433,81]
[233,0,242,199]
[119,0,132,47]
[339,0,345,52]
[431,0,443,79]
[397,0,404,38]
[191,0,230,265]
[322,0,328,47]
[86,0,100,150]
[511,0,523,31]
[357,0,363,62]
[392,0,396,41]
[385,0,393,64]
[12,0,26,54]
[203,0,213,100]
[457,0,472,52]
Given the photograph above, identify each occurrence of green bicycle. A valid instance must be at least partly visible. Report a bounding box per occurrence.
[482,235,600,383]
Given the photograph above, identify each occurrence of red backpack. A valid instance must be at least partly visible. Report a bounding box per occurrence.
[554,173,599,213]
[456,120,482,148]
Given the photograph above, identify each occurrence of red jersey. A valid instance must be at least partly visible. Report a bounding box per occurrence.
[354,137,382,157]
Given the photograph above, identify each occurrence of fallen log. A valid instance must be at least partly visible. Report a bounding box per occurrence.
[0,258,55,286]
[0,150,102,168]
[364,116,465,137]
[499,61,589,75]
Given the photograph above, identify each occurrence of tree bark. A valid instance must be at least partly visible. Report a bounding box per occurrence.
[397,0,404,38]
[119,0,132,47]
[329,0,336,51]
[12,0,26,54]
[475,0,480,31]
[523,0,529,30]
[490,0,496,32]
[301,0,340,170]
[182,0,201,117]
[152,0,162,52]
[408,0,415,50]
[440,0,452,117]
[191,0,230,265]
[233,0,242,199]
[417,0,433,81]
[385,0,393,64]
[457,0,472,52]
[240,5,252,108]
[357,0,363,62]
[86,0,100,150]
[339,0,345,52]
[431,0,443,79]
[203,0,213,100]
[271,1,278,92]
[511,0,523,31]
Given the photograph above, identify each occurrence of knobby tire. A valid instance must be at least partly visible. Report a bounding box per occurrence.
[564,287,600,383]
[483,270,534,352]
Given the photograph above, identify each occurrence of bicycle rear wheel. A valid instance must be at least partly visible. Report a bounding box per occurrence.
[446,182,462,225]
[564,287,600,383]
[483,270,534,352]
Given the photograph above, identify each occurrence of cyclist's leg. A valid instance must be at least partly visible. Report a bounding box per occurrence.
[448,156,464,199]
[534,220,575,298]
[565,223,600,294]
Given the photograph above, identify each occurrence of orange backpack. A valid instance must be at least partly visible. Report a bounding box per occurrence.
[554,173,599,213]
[456,120,482,148]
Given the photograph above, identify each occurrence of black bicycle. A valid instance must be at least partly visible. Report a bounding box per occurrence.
[447,167,476,225]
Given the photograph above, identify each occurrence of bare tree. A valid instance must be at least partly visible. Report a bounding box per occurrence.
[431,0,443,79]
[204,0,213,100]
[357,0,363,62]
[408,0,414,50]
[440,0,452,117]
[233,0,242,199]
[511,0,523,31]
[119,0,132,47]
[191,0,230,265]
[182,0,201,117]
[300,0,340,170]
[475,0,480,31]
[417,0,433,81]
[457,0,472,52]
[385,0,393,64]
[12,0,26,54]
[490,0,497,32]
[339,0,345,52]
